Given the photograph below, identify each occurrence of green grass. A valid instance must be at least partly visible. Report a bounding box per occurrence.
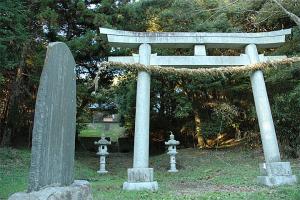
[0,148,30,199]
[1,147,300,200]
[79,123,125,141]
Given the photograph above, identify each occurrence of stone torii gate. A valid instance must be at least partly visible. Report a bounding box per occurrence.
[100,28,297,190]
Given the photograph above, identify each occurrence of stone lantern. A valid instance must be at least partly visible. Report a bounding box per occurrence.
[94,136,111,174]
[165,132,180,172]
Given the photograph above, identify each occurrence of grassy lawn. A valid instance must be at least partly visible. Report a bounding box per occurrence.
[1,147,300,199]
[0,148,30,200]
[79,123,125,141]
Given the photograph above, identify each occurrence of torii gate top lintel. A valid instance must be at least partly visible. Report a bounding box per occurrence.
[99,27,291,67]
[100,27,291,49]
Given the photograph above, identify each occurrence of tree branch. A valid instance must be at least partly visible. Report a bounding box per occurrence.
[272,0,300,28]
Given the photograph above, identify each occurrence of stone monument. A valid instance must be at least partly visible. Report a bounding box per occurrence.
[9,42,93,200]
[100,27,297,188]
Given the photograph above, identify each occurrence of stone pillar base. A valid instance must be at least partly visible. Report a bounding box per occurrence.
[97,170,108,174]
[123,168,158,191]
[257,162,298,186]
[8,180,92,200]
[168,169,178,173]
[123,181,158,191]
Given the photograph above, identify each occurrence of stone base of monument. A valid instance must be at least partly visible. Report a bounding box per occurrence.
[123,168,159,191]
[257,162,298,187]
[8,180,93,200]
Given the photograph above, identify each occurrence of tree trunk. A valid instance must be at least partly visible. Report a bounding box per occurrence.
[235,128,241,140]
[0,89,10,142]
[194,110,206,148]
[0,44,28,147]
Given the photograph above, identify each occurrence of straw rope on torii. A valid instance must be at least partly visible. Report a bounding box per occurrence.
[94,56,300,90]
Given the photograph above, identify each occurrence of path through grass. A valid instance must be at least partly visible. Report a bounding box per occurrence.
[79,123,125,141]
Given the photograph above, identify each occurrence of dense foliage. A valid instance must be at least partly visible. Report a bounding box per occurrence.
[0,0,300,157]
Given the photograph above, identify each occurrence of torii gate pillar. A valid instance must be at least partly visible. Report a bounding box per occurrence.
[123,43,158,191]
[246,44,297,186]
